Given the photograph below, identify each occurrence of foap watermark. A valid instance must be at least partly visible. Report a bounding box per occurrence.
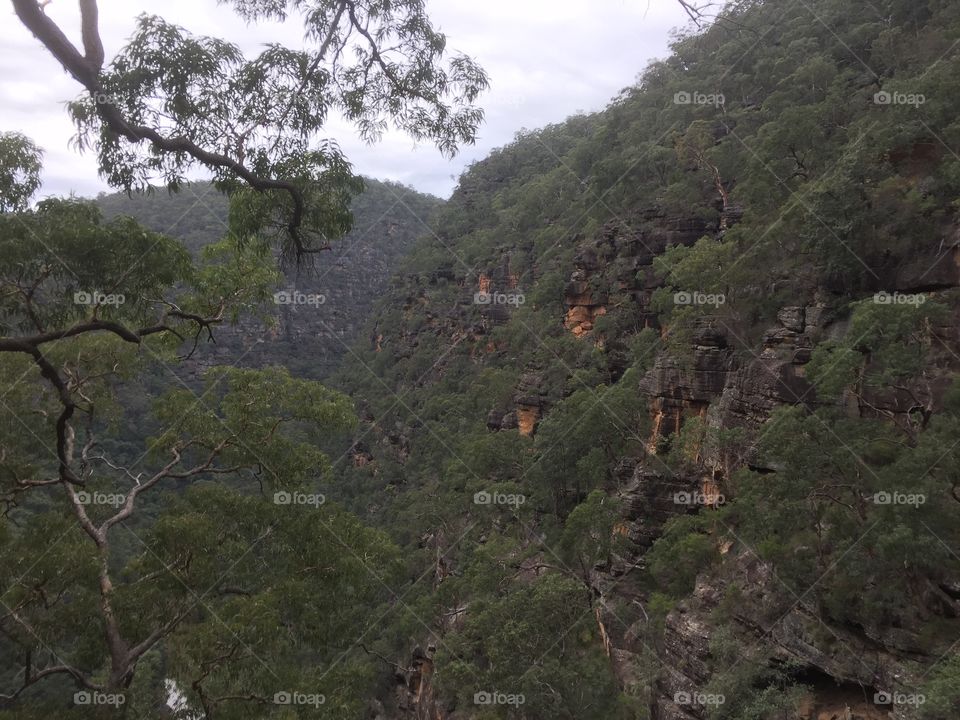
[74,691,125,707]
[273,691,325,707]
[674,290,725,307]
[874,690,926,707]
[274,491,325,507]
[474,690,525,706]
[673,491,725,507]
[674,90,725,107]
[873,90,925,107]
[474,290,525,307]
[79,91,122,107]
[76,491,127,508]
[74,290,125,306]
[873,491,925,508]
[674,691,725,707]
[473,490,525,507]
[873,291,926,306]
[274,289,326,306]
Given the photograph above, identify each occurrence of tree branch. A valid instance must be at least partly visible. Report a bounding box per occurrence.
[10,0,315,256]
[78,0,105,70]
[0,661,93,701]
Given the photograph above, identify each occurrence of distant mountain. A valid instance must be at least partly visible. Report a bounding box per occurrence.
[96,179,443,378]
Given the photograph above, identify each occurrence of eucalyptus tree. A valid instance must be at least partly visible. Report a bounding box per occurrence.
[11,0,488,258]
[1,0,487,714]
[0,134,409,718]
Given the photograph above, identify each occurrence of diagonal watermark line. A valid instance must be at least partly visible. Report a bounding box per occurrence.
[914,521,960,681]
[702,123,877,291]
[74,316,490,702]
[314,323,703,692]
[306,318,680,680]
[0,527,81,609]
[511,315,677,477]
[0,595,89,691]
[108,335,267,477]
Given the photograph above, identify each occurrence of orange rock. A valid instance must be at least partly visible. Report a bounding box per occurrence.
[564,304,607,337]
[517,406,540,436]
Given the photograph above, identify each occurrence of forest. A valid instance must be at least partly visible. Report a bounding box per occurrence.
[1,0,960,718]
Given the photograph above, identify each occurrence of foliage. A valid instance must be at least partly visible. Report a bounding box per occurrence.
[433,574,624,719]
[0,142,399,716]
[0,132,42,212]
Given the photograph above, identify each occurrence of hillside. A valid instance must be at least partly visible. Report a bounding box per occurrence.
[321,1,960,718]
[4,0,960,718]
[96,179,444,378]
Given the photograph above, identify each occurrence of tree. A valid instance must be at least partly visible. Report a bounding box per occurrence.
[0,133,42,213]
[11,0,488,258]
[433,573,625,719]
[675,120,730,218]
[0,143,403,716]
[807,298,951,441]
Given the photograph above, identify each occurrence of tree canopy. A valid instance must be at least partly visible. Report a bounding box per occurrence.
[12,0,487,257]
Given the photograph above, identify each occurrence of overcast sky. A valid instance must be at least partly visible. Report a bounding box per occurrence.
[0,0,690,200]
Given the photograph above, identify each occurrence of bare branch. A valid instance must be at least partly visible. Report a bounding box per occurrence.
[0,661,93,701]
[78,0,105,70]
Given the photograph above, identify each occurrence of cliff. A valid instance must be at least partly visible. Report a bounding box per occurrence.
[325,1,960,717]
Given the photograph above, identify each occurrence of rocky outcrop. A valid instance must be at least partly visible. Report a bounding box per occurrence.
[615,284,960,718]
[655,552,918,720]
[340,173,960,720]
[382,644,447,720]
[641,323,733,449]
[616,462,702,552]
[514,372,545,436]
[564,278,607,337]
[562,211,714,341]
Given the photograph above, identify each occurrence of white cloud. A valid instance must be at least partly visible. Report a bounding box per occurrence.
[0,0,690,200]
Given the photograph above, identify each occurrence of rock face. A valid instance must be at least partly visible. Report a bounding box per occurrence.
[514,373,545,436]
[618,308,960,719]
[379,194,960,718]
[561,211,715,343]
[641,323,733,449]
[368,199,960,720]
[613,461,698,552]
[391,645,443,720]
[528,200,960,719]
[654,552,914,720]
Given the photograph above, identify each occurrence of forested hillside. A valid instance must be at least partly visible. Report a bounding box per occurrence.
[96,179,444,378]
[319,0,960,717]
[3,0,960,718]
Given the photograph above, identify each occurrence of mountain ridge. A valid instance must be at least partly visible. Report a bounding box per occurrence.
[95,178,445,379]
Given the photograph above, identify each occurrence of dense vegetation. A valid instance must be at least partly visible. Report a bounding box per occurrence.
[320,0,960,717]
[1,0,480,714]
[3,0,960,718]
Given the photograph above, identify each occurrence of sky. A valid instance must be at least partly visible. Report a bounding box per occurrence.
[0,0,691,200]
